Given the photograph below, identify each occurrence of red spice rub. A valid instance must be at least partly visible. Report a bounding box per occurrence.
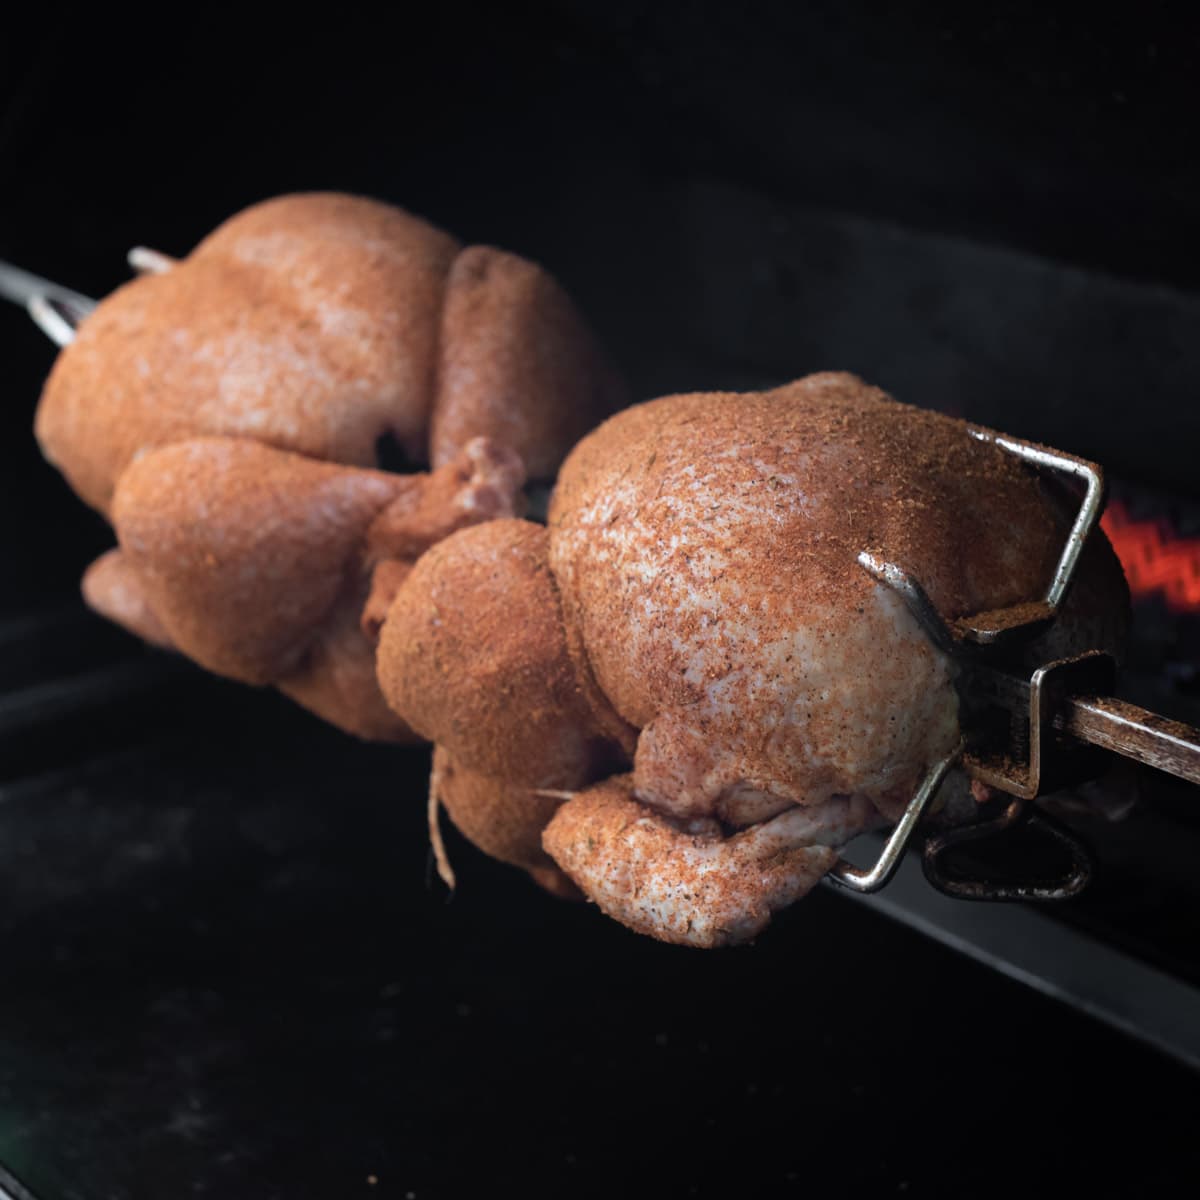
[376,518,624,785]
[549,372,1070,727]
[37,193,456,515]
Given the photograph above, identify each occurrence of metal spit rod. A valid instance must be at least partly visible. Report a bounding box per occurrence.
[969,660,1200,787]
[1060,694,1200,784]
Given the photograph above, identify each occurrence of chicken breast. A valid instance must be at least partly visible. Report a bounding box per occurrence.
[548,371,1122,821]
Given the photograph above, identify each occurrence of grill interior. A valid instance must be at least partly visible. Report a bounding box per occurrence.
[2,6,1199,1197]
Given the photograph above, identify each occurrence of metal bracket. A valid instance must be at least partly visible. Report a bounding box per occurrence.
[826,741,964,894]
[962,651,1117,800]
[860,429,1105,656]
[841,426,1111,899]
[922,797,1094,901]
[857,551,958,654]
[958,427,1106,645]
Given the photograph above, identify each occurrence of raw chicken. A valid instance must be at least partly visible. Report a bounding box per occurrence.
[377,372,1128,945]
[35,193,625,738]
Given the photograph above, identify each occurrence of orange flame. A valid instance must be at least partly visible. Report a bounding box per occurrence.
[1101,500,1200,613]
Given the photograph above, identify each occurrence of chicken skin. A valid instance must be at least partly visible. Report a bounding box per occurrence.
[378,372,1128,946]
[35,192,625,737]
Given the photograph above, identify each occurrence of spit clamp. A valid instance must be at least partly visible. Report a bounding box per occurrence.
[829,429,1200,902]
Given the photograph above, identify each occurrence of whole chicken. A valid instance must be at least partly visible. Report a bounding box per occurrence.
[35,192,625,738]
[377,372,1128,946]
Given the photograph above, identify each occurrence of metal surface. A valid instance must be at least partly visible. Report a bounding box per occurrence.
[830,840,1200,1072]
[922,797,1094,900]
[826,741,963,893]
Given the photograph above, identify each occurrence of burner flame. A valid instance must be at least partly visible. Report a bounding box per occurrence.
[1101,500,1200,613]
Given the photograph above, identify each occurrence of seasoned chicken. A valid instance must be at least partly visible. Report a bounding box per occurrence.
[35,192,625,738]
[378,372,1128,945]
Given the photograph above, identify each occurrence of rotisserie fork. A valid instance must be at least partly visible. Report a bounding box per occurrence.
[831,430,1200,900]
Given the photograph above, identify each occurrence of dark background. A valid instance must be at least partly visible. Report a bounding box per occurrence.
[4,3,1200,612]
[1,5,1199,1197]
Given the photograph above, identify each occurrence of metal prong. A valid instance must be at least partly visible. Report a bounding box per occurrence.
[827,741,964,893]
[27,295,85,347]
[128,246,177,275]
[0,259,97,347]
[857,551,959,656]
[968,427,1106,613]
